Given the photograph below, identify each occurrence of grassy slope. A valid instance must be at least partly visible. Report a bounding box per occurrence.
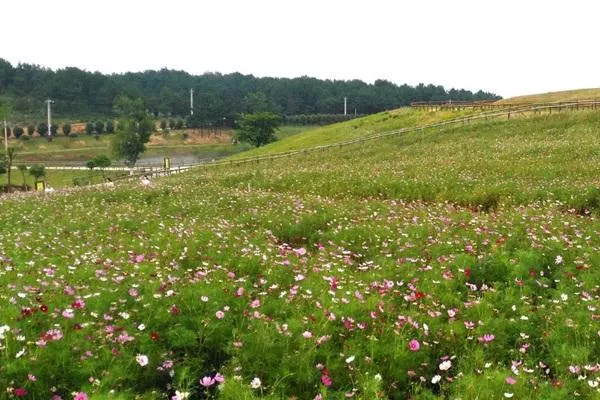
[1,106,599,399]
[230,108,475,158]
[498,88,600,104]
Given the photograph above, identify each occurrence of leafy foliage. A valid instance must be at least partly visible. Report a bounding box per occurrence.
[62,123,71,136]
[235,112,281,147]
[28,163,45,180]
[111,117,154,167]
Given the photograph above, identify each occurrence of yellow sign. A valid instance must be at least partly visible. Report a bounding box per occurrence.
[164,157,171,170]
[35,181,45,192]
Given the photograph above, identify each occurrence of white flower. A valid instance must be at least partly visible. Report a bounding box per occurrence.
[250,377,262,389]
[561,293,568,301]
[589,380,599,388]
[136,354,149,367]
[345,355,355,364]
[15,348,25,358]
[374,373,382,381]
[439,360,452,371]
[138,324,146,331]
[174,390,190,399]
[431,375,441,384]
[555,255,563,265]
[504,393,514,398]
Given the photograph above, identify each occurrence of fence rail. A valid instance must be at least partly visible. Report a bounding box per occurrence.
[183,99,600,171]
[410,99,600,112]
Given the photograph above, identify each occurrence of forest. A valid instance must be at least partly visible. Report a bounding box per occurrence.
[0,58,501,125]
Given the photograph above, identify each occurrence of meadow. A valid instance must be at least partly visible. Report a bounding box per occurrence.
[0,106,599,399]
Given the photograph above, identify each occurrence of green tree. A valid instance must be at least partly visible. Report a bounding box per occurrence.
[1,147,16,190]
[92,155,111,177]
[111,117,153,168]
[62,123,71,136]
[160,120,167,131]
[113,95,145,120]
[37,123,48,136]
[95,121,105,134]
[27,124,35,136]
[106,120,115,133]
[17,165,27,187]
[50,124,58,135]
[13,126,24,139]
[235,112,281,147]
[85,122,94,135]
[29,164,46,181]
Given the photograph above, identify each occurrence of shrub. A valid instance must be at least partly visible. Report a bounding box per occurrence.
[62,123,71,136]
[86,122,95,135]
[13,126,24,139]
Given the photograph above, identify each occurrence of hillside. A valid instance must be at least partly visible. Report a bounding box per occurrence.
[497,88,600,104]
[0,102,599,399]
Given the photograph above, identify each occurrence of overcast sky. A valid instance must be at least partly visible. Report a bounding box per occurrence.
[3,0,599,98]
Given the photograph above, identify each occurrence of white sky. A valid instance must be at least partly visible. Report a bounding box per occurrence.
[2,0,599,98]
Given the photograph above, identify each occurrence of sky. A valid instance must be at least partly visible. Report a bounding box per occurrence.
[2,0,599,98]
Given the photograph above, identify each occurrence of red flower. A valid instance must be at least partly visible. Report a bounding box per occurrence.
[464,268,471,277]
[169,305,180,315]
[151,332,160,341]
[415,291,425,300]
[14,388,28,397]
[39,304,48,312]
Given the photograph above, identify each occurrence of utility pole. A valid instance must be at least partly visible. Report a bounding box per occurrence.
[45,99,54,140]
[190,88,194,116]
[344,97,347,116]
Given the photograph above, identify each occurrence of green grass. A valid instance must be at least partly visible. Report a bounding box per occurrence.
[0,105,599,399]
[498,87,600,104]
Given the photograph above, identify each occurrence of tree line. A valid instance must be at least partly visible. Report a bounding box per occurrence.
[0,59,501,125]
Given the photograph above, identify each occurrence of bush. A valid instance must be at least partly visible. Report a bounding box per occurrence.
[29,164,46,181]
[160,120,167,131]
[86,122,95,135]
[13,126,24,139]
[50,124,58,135]
[27,125,35,136]
[175,119,184,129]
[37,123,48,136]
[106,120,115,134]
[62,124,71,136]
[20,135,30,141]
[95,121,105,134]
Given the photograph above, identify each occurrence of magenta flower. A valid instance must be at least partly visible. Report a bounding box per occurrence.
[73,393,88,400]
[200,376,216,387]
[478,334,495,343]
[408,339,420,352]
[506,376,516,385]
[215,373,225,383]
[321,374,332,387]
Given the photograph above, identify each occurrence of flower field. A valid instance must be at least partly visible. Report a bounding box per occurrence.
[0,108,599,399]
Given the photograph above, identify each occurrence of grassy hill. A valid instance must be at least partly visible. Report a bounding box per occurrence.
[497,88,600,104]
[0,99,599,399]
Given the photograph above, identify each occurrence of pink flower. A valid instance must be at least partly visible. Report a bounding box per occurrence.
[215,373,225,383]
[215,310,225,319]
[62,309,75,318]
[14,388,27,397]
[321,374,332,387]
[506,376,516,385]
[303,331,313,339]
[200,376,216,387]
[408,339,420,352]
[71,299,85,309]
[250,299,260,308]
[478,334,495,343]
[73,393,88,400]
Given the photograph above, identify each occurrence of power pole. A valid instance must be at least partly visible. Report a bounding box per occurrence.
[45,99,54,140]
[190,88,194,116]
[344,97,347,116]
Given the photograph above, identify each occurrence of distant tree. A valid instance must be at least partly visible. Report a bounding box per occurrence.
[85,122,94,135]
[3,147,16,188]
[113,95,145,120]
[160,120,167,131]
[13,126,24,139]
[243,91,275,113]
[175,119,184,129]
[106,120,115,133]
[62,123,71,136]
[86,159,96,171]
[95,121,105,134]
[235,112,281,147]
[27,124,35,136]
[92,155,111,177]
[17,165,27,187]
[111,117,153,168]
[37,123,48,136]
[168,119,175,130]
[29,164,46,181]
[50,124,58,135]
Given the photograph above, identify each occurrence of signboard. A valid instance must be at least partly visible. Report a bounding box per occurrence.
[164,157,171,170]
[35,181,46,192]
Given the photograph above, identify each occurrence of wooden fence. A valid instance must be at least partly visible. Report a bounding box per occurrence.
[184,99,600,171]
[410,99,600,112]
